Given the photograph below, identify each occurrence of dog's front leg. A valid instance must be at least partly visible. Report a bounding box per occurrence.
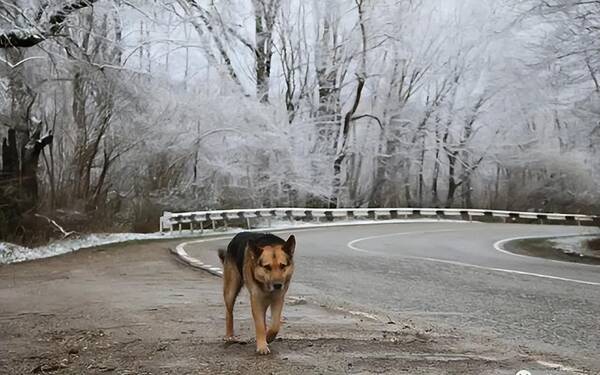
[267,295,284,343]
[250,294,269,355]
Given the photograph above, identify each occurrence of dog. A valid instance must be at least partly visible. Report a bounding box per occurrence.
[218,232,296,355]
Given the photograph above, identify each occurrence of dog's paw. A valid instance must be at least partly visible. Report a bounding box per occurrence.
[223,336,236,342]
[256,344,271,355]
[266,329,279,343]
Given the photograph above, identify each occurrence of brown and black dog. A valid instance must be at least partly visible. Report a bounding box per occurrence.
[218,232,295,355]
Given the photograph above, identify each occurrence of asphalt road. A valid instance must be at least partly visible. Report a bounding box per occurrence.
[185,222,600,371]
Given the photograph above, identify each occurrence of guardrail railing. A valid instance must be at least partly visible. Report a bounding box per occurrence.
[159,207,600,233]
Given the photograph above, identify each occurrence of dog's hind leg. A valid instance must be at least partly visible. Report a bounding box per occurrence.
[267,295,284,343]
[223,261,243,341]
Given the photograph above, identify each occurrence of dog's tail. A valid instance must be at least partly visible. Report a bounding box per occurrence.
[217,248,226,264]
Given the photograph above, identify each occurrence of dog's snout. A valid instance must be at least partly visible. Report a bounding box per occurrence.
[273,283,283,290]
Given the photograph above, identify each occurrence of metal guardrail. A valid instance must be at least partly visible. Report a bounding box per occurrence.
[159,207,600,233]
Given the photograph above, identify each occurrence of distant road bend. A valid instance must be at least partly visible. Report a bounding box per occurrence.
[184,222,600,370]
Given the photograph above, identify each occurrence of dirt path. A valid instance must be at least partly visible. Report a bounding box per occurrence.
[0,240,585,374]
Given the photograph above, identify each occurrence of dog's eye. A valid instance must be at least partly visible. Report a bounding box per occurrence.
[280,263,287,269]
[262,264,272,271]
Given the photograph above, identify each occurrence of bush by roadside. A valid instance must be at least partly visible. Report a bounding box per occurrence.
[587,237,600,252]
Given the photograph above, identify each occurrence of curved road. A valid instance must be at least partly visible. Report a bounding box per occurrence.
[185,222,600,371]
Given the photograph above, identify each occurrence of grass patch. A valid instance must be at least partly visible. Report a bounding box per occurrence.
[587,238,600,252]
[503,237,600,266]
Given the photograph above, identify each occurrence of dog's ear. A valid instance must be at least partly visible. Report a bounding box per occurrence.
[283,235,295,257]
[247,239,262,259]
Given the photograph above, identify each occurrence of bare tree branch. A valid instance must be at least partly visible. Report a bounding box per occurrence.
[0,0,99,49]
[34,213,77,238]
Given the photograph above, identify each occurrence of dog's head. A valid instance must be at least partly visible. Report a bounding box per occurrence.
[247,234,295,293]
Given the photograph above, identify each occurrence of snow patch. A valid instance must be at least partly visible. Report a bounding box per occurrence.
[550,235,600,258]
[0,242,29,265]
[0,232,193,265]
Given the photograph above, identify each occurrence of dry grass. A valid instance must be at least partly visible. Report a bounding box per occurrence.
[587,237,600,252]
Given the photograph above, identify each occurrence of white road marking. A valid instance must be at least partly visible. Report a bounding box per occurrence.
[175,237,231,276]
[347,231,600,287]
[410,257,600,287]
[327,306,382,322]
[536,360,588,374]
[347,229,460,254]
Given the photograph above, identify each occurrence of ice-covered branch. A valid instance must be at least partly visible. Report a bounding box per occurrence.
[0,0,99,48]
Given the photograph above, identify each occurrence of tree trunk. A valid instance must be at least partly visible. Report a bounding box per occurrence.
[1,129,18,178]
[368,127,390,207]
[446,151,458,207]
[463,177,473,208]
[493,164,501,208]
[1,125,53,233]
[72,72,90,199]
[253,0,280,103]
[431,140,441,207]
[21,128,54,206]
[417,135,426,207]
[315,19,342,155]
[403,164,413,206]
[332,76,365,207]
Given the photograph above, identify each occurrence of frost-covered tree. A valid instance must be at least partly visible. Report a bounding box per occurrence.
[1,0,598,243]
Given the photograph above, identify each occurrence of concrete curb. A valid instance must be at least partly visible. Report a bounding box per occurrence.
[171,241,224,277]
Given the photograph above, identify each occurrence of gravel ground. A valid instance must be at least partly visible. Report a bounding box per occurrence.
[0,240,587,374]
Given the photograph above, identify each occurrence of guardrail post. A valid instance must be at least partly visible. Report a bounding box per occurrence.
[241,211,256,229]
[162,211,173,232]
[285,210,294,224]
[268,210,275,228]
[436,210,444,221]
